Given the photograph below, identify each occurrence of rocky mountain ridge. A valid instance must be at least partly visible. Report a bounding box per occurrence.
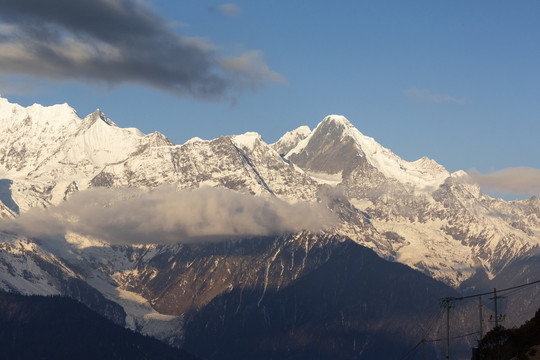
[1,97,539,286]
[0,97,539,358]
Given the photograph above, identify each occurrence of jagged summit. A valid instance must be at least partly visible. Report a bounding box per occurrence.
[286,114,368,160]
[84,109,118,127]
[285,115,365,175]
[320,114,353,127]
[183,136,205,145]
[146,131,175,147]
[287,115,450,191]
[232,131,264,150]
[0,96,78,128]
[0,98,168,185]
[271,125,311,155]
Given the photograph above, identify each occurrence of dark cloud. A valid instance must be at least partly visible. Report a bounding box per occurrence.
[468,167,540,197]
[0,186,336,244]
[0,0,283,99]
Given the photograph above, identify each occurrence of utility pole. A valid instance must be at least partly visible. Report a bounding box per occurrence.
[477,296,484,360]
[489,288,505,328]
[442,297,452,360]
[478,296,483,339]
[446,301,450,360]
[494,288,498,328]
[421,339,425,360]
[486,288,505,360]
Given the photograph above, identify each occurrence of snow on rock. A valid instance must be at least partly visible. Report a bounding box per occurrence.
[0,97,82,175]
[271,125,311,155]
[183,136,205,145]
[306,170,343,186]
[88,273,183,346]
[0,233,77,295]
[232,131,264,150]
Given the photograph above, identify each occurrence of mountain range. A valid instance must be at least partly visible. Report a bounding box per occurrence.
[0,97,539,359]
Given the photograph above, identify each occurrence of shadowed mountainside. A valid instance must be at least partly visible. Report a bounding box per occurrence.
[0,291,199,360]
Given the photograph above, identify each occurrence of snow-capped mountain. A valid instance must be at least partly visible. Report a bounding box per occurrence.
[285,115,539,285]
[1,97,539,285]
[1,97,539,358]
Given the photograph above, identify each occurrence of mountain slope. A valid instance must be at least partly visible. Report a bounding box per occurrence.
[0,291,199,360]
[181,238,460,359]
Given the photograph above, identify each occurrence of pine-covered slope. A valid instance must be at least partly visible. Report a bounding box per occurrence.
[478,307,540,360]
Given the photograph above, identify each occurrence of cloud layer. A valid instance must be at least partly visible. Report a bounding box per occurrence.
[214,4,242,17]
[468,167,540,197]
[0,0,282,99]
[404,88,466,104]
[0,186,336,244]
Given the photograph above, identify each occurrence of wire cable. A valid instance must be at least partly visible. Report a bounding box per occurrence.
[446,279,540,302]
[402,279,540,358]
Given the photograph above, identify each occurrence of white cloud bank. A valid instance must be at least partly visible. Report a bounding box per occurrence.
[0,186,336,244]
[468,167,540,197]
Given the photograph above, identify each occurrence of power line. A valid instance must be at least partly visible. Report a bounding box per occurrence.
[501,284,534,299]
[439,279,540,356]
[447,279,540,302]
[400,331,482,360]
[403,279,540,358]
[399,340,422,360]
[398,306,445,360]
[424,331,481,343]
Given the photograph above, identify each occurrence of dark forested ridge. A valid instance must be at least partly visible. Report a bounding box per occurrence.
[0,292,199,360]
[478,308,540,360]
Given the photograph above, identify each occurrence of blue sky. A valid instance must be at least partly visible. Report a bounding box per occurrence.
[0,1,539,197]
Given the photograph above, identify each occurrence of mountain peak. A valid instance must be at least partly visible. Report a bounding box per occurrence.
[183,137,205,145]
[287,115,360,160]
[85,109,117,127]
[145,131,175,147]
[287,115,450,191]
[321,114,352,128]
[313,114,355,139]
[272,125,311,156]
[232,132,263,150]
[0,97,78,128]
